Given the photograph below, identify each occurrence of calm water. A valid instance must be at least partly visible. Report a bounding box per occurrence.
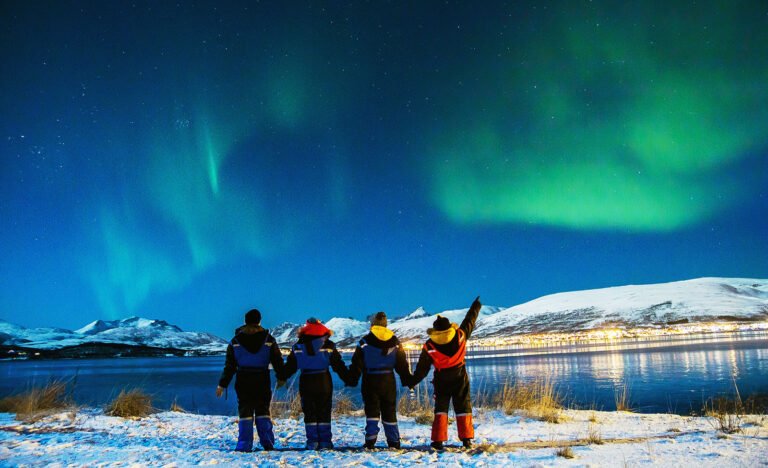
[1,332,766,415]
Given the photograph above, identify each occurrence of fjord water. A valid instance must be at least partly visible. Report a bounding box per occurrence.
[1,332,765,415]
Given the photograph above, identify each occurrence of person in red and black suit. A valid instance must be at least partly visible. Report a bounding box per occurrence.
[411,296,481,450]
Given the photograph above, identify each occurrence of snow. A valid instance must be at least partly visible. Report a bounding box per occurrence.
[1,409,765,466]
[323,318,369,345]
[1,317,227,353]
[271,277,768,345]
[479,277,768,335]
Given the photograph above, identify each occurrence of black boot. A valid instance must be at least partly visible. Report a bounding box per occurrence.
[430,441,444,451]
[364,439,376,450]
[462,438,473,449]
[387,440,401,449]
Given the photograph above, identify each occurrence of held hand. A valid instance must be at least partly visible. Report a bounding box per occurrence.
[216,386,224,398]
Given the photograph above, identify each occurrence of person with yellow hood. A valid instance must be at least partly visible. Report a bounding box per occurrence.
[345,312,413,449]
[410,296,482,450]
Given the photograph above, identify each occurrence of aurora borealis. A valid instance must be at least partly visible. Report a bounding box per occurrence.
[1,1,766,337]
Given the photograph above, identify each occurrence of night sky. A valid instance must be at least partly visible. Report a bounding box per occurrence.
[1,1,766,338]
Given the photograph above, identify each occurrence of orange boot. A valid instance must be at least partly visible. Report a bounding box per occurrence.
[456,413,474,447]
[430,412,448,449]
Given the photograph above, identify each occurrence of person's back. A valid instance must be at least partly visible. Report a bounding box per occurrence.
[280,318,349,450]
[217,309,285,452]
[346,312,412,449]
[411,296,481,450]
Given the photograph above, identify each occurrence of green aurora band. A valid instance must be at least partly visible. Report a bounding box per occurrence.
[87,56,343,316]
[429,3,768,231]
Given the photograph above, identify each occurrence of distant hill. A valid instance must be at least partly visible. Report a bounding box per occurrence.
[269,277,768,346]
[0,316,227,358]
[3,277,766,357]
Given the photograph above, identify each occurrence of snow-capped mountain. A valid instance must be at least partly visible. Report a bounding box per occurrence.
[269,278,768,346]
[477,277,768,336]
[0,317,227,356]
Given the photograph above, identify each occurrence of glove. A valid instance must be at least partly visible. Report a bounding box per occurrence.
[276,380,287,390]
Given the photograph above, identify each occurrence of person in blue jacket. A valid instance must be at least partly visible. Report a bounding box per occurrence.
[280,318,349,450]
[217,309,285,451]
[345,312,413,449]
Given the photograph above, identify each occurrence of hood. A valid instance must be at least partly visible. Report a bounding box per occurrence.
[298,321,332,338]
[236,324,265,335]
[370,325,394,342]
[428,323,458,345]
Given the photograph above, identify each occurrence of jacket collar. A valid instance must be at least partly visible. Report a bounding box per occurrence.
[370,325,394,342]
[428,323,458,345]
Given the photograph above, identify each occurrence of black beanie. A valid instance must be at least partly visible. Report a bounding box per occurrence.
[432,315,451,331]
[371,311,387,327]
[245,309,262,325]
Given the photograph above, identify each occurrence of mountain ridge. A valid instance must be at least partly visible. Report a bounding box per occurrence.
[2,277,766,355]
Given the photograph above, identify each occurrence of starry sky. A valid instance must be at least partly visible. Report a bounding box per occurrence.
[1,1,766,338]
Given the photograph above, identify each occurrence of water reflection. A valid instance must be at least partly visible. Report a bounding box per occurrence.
[460,333,768,413]
[1,333,766,415]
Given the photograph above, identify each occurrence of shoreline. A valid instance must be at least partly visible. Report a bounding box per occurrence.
[1,408,766,466]
[3,324,766,361]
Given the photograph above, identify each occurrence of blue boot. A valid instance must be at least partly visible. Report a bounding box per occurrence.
[317,422,333,450]
[364,418,379,448]
[255,416,275,450]
[305,423,319,450]
[383,420,401,449]
[235,418,254,452]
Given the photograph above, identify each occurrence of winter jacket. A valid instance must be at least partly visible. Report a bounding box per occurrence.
[218,325,285,388]
[411,297,481,385]
[280,333,349,381]
[347,326,413,387]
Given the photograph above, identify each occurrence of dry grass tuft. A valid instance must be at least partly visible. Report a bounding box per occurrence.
[585,423,604,445]
[556,446,575,458]
[473,443,506,454]
[588,412,598,423]
[0,380,71,420]
[332,391,358,416]
[169,398,186,413]
[271,390,303,420]
[614,383,633,412]
[105,389,154,418]
[398,386,433,425]
[704,397,744,434]
[496,378,564,423]
[703,378,750,434]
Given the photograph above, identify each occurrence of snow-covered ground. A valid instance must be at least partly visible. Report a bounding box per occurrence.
[1,409,766,466]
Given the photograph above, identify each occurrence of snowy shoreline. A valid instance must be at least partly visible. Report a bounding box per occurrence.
[1,409,766,466]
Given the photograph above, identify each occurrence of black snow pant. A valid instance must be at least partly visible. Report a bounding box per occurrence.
[362,373,400,443]
[299,371,333,423]
[299,371,334,446]
[235,370,272,419]
[431,365,474,442]
[433,366,471,415]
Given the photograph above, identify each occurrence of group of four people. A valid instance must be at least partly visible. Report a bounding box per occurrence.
[216,296,482,452]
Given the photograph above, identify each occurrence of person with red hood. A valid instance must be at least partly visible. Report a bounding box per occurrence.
[216,309,285,452]
[280,317,349,450]
[410,296,482,450]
